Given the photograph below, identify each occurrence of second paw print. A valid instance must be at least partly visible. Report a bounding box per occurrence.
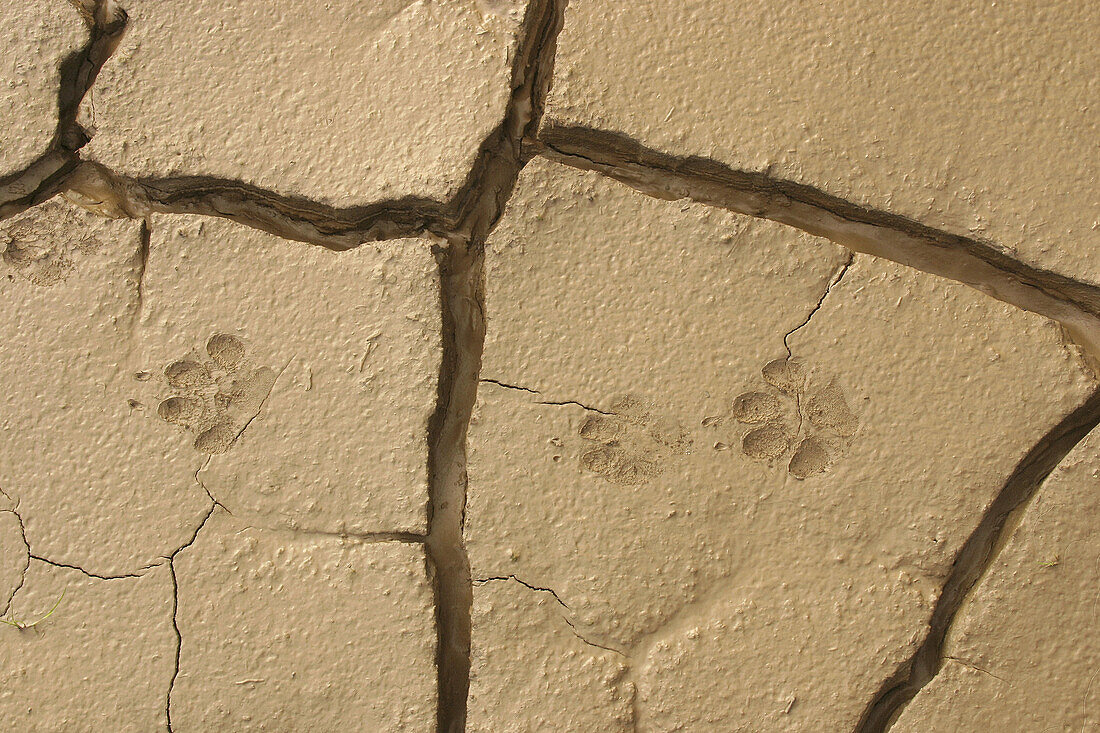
[732,358,859,479]
[157,333,278,455]
[578,396,691,486]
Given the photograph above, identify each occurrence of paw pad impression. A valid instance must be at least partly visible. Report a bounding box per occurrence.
[578,396,690,486]
[0,200,103,286]
[733,358,859,479]
[157,333,278,455]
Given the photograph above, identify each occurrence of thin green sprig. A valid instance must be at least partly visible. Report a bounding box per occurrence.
[0,590,65,630]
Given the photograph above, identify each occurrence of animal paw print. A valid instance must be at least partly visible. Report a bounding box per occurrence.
[578,396,690,486]
[157,334,278,455]
[732,358,859,479]
[0,200,102,286]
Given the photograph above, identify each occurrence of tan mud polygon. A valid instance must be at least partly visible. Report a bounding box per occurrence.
[0,202,436,577]
[0,508,27,615]
[83,0,524,205]
[0,201,211,576]
[0,561,176,730]
[142,215,438,535]
[171,510,436,730]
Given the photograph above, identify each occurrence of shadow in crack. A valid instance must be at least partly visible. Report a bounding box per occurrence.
[534,125,1100,332]
[855,385,1100,732]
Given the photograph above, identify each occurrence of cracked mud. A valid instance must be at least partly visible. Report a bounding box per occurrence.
[1,0,1098,731]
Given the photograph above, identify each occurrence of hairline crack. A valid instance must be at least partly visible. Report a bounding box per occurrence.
[479,377,615,415]
[474,574,631,658]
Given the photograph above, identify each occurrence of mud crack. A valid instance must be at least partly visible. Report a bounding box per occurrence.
[425,2,566,731]
[27,554,144,581]
[474,575,630,657]
[533,126,1100,360]
[425,244,484,733]
[0,0,126,222]
[163,501,220,733]
[854,385,1100,732]
[165,560,182,733]
[0,504,30,617]
[63,162,448,249]
[128,217,150,331]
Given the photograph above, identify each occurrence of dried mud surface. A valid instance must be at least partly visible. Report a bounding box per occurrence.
[1,1,1098,730]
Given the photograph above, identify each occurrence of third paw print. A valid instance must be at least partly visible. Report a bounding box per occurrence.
[731,358,859,479]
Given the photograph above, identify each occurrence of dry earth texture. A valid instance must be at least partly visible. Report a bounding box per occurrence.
[1,0,1098,731]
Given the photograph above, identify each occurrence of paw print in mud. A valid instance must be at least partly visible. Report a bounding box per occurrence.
[0,200,103,286]
[732,358,859,479]
[578,396,690,486]
[157,334,279,455]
